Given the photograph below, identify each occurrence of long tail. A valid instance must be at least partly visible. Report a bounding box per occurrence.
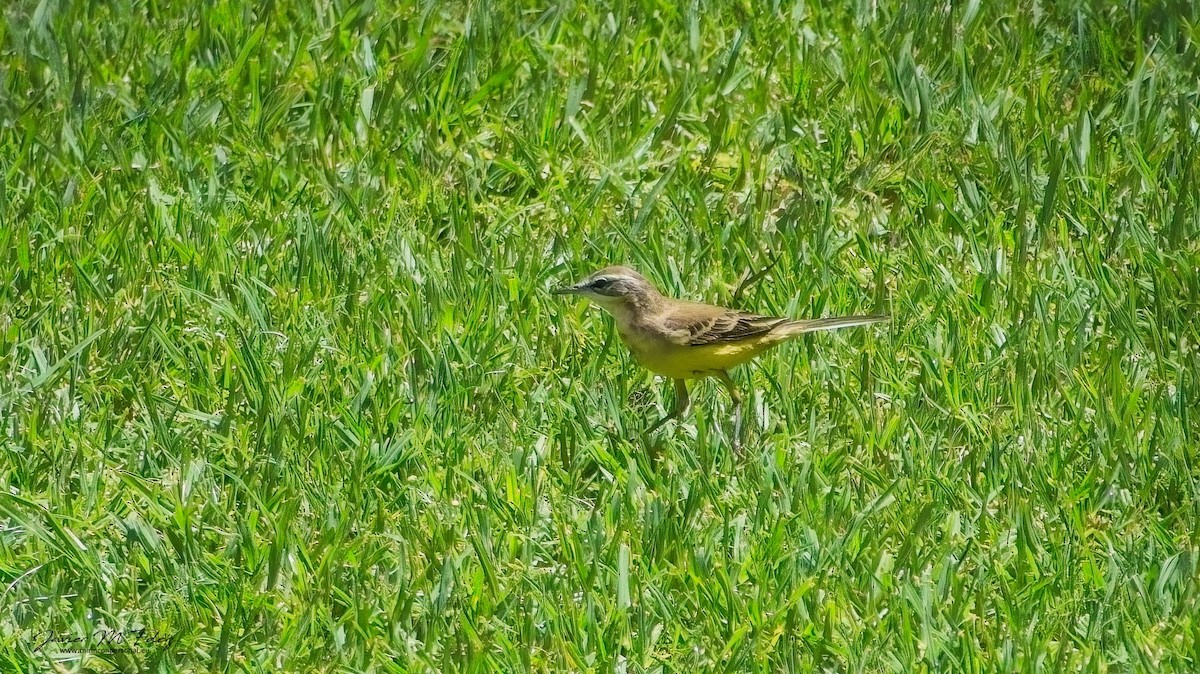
[775,314,889,337]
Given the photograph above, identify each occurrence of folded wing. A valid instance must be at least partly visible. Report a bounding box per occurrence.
[661,304,887,346]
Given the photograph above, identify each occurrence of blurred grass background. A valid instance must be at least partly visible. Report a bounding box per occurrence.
[1,0,1198,671]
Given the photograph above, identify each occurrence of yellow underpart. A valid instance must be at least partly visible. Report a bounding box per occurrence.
[621,334,788,379]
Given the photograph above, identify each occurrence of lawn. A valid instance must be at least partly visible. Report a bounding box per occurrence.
[1,0,1198,671]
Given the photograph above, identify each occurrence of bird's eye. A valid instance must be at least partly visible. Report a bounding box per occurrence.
[591,278,611,289]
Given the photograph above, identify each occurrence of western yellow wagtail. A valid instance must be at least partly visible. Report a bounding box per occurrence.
[554,265,887,447]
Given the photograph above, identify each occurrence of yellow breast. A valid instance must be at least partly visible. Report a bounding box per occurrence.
[617,327,774,379]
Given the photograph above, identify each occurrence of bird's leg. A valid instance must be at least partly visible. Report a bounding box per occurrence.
[647,378,689,433]
[715,370,744,451]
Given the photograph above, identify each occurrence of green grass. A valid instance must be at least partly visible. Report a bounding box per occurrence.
[2,0,1199,671]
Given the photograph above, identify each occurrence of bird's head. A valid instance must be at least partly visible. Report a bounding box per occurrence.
[553,266,661,312]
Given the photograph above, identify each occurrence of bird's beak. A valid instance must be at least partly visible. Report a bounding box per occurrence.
[552,283,583,295]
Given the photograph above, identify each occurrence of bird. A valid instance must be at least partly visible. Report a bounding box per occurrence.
[553,265,887,448]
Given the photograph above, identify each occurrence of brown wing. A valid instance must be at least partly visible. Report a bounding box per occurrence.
[659,302,790,346]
